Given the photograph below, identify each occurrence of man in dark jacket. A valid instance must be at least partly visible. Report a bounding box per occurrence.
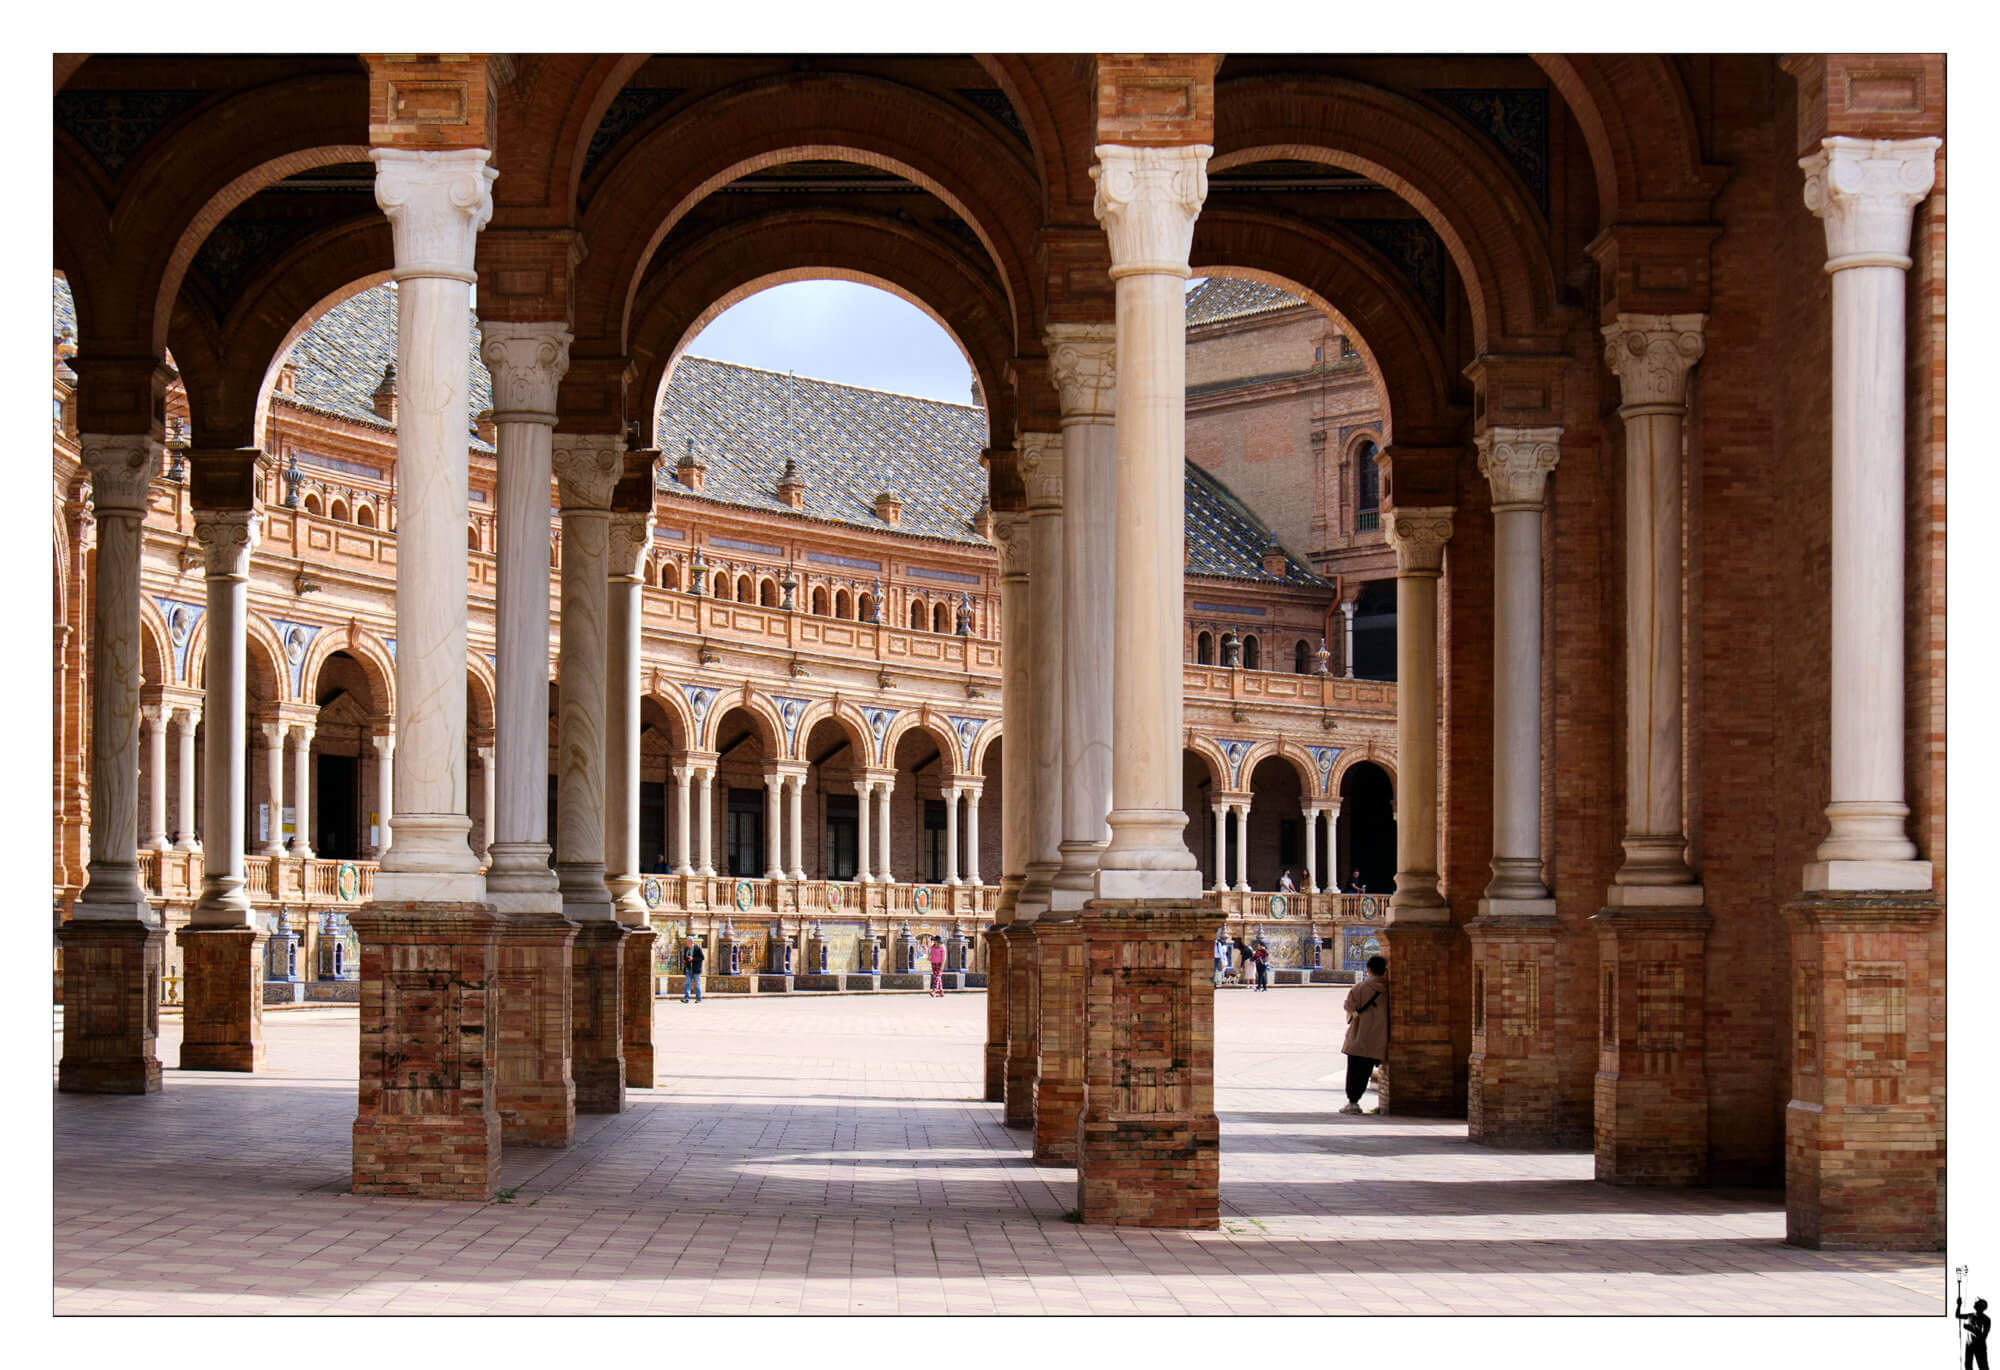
[680,935,706,1003]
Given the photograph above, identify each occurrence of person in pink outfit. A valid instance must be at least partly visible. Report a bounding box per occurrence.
[926,936,947,996]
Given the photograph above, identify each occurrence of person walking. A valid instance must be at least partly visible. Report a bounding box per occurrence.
[1252,939,1271,992]
[1213,930,1230,988]
[1340,954,1389,1113]
[927,935,947,997]
[680,935,706,1003]
[1234,935,1253,986]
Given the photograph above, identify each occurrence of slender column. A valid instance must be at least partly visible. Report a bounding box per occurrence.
[1303,806,1320,894]
[143,704,170,851]
[786,774,805,880]
[875,781,894,884]
[551,435,621,919]
[1090,142,1208,900]
[1019,430,1065,916]
[372,730,394,856]
[1799,136,1939,892]
[854,778,874,883]
[476,746,495,862]
[288,725,314,859]
[173,707,202,851]
[259,722,287,857]
[1211,804,1228,892]
[697,767,716,877]
[1232,803,1251,892]
[1342,601,1356,678]
[672,765,694,875]
[992,512,1031,916]
[962,785,982,885]
[764,773,784,880]
[191,509,259,921]
[943,786,961,886]
[605,507,653,921]
[1383,509,1453,917]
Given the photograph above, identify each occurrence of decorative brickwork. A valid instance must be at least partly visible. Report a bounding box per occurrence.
[1075,901,1217,1229]
[571,920,626,1114]
[1465,917,1580,1145]
[1031,919,1084,1164]
[622,927,656,1088]
[1784,897,1942,1249]
[1376,923,1459,1116]
[176,926,266,1072]
[1592,910,1710,1185]
[494,917,577,1146]
[982,924,1008,1102]
[57,920,164,1094]
[1001,922,1040,1130]
[350,903,501,1199]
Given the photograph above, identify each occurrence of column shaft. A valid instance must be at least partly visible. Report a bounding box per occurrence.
[875,783,893,883]
[1304,808,1319,893]
[192,509,258,922]
[764,777,783,879]
[963,790,981,885]
[943,787,960,885]
[1212,805,1227,893]
[373,736,393,856]
[854,778,872,882]
[289,727,314,859]
[673,767,693,875]
[605,508,651,921]
[1021,431,1065,916]
[144,706,169,851]
[993,514,1030,916]
[174,709,201,851]
[697,769,715,877]
[787,775,805,880]
[552,437,621,921]
[1232,804,1250,891]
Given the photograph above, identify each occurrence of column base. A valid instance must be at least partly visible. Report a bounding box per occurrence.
[1032,918,1085,1164]
[1376,921,1462,1117]
[1002,923,1040,1130]
[622,927,657,1088]
[350,902,502,1199]
[1783,896,1942,1250]
[982,925,1008,1103]
[1465,913,1584,1146]
[1075,900,1217,1229]
[176,925,266,1073]
[494,914,578,1147]
[571,921,626,1114]
[1592,908,1711,1185]
[57,915,164,1094]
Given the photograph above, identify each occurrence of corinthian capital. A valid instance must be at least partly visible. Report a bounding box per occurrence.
[1091,144,1210,276]
[989,510,1031,578]
[480,321,572,420]
[1018,430,1064,511]
[608,511,655,580]
[1601,314,1706,410]
[1800,136,1939,270]
[193,508,262,577]
[81,434,158,515]
[1045,323,1116,420]
[552,434,624,511]
[1384,506,1456,576]
[1476,427,1563,510]
[370,147,497,282]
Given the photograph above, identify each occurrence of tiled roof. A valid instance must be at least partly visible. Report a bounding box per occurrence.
[282,285,494,452]
[52,273,77,341]
[1184,461,1324,588]
[1185,276,1303,328]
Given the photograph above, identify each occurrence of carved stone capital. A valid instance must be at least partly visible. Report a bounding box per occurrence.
[192,508,262,578]
[1476,427,1563,510]
[1800,136,1939,270]
[1384,506,1456,576]
[1601,314,1707,410]
[370,147,496,281]
[1090,143,1210,277]
[990,510,1031,579]
[552,434,624,511]
[607,511,654,580]
[1044,323,1116,420]
[479,320,571,421]
[81,434,157,515]
[1018,430,1065,511]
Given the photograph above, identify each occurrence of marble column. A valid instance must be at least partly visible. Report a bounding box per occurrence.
[173,706,202,851]
[1303,805,1320,894]
[1048,323,1117,913]
[697,767,716,877]
[1211,804,1228,893]
[605,507,652,922]
[672,765,694,876]
[1342,601,1356,678]
[786,774,805,880]
[992,511,1032,916]
[371,730,393,856]
[764,773,784,880]
[143,704,170,851]
[1090,142,1207,900]
[854,778,874,883]
[963,785,982,885]
[943,786,961,886]
[476,746,495,863]
[288,725,314,859]
[1018,430,1065,918]
[875,781,894,884]
[190,509,259,922]
[1232,803,1251,892]
[259,723,287,857]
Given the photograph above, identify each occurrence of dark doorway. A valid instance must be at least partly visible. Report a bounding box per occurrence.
[639,780,667,872]
[923,799,947,882]
[1339,761,1396,895]
[1352,580,1398,681]
[824,792,858,880]
[316,754,358,859]
[726,788,763,876]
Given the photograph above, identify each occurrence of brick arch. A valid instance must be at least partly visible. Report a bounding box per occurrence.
[703,691,785,759]
[884,710,963,781]
[464,654,497,737]
[136,597,172,690]
[972,54,1095,223]
[1214,74,1562,352]
[1239,741,1318,800]
[641,684,697,756]
[957,718,1000,777]
[1533,55,1721,229]
[182,611,289,708]
[299,625,394,716]
[1183,733,1230,792]
[1330,749,1396,804]
[795,701,870,768]
[491,53,651,217]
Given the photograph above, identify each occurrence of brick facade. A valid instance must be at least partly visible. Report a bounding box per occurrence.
[175,926,266,1072]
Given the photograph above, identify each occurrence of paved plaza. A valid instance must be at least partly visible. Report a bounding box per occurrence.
[53,989,1942,1316]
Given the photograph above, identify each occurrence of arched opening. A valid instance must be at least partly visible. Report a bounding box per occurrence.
[308,650,379,861]
[834,588,852,619]
[467,523,481,552]
[1337,761,1396,896]
[811,585,830,616]
[736,573,753,602]
[661,560,680,590]
[1353,580,1397,681]
[1294,639,1311,674]
[638,696,688,875]
[889,723,953,885]
[328,497,349,522]
[301,491,322,516]
[1180,746,1222,888]
[712,574,733,602]
[1197,630,1214,665]
[1242,634,1261,671]
[1243,755,1307,892]
[465,673,495,862]
[1355,437,1381,531]
[759,578,779,608]
[710,705,776,877]
[932,601,950,634]
[910,599,928,631]
[355,503,376,528]
[858,592,876,623]
[803,716,862,884]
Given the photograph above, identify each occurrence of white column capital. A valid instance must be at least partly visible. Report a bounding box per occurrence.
[1019,430,1064,511]
[369,147,496,283]
[291,722,314,747]
[1384,506,1456,576]
[192,507,261,578]
[176,704,203,732]
[370,727,394,754]
[81,434,158,515]
[479,320,572,421]
[142,701,167,728]
[553,435,624,511]
[1091,143,1211,276]
[990,510,1031,578]
[608,511,654,581]
[1045,323,1117,420]
[1477,427,1563,510]
[1800,136,1939,270]
[1601,314,1707,411]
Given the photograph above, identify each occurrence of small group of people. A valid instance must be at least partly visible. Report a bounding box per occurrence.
[1273,869,1370,894]
[1211,930,1272,990]
[674,933,950,999]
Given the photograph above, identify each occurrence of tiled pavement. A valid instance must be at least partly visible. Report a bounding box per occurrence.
[52,990,1943,1315]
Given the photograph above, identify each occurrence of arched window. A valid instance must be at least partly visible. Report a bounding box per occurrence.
[1355,438,1380,530]
[858,593,876,623]
[712,575,732,602]
[661,561,680,590]
[1243,635,1261,670]
[1196,630,1213,665]
[1294,639,1311,674]
[303,493,322,516]
[933,602,950,634]
[760,578,779,607]
[467,523,481,551]
[910,600,928,631]
[835,588,852,619]
[811,586,830,616]
[329,497,349,522]
[355,504,376,528]
[737,574,753,602]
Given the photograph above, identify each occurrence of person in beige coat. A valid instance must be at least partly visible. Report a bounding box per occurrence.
[1340,955,1389,1113]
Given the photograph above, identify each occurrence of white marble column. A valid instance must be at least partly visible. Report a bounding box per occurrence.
[369,146,495,905]
[1600,317,1705,908]
[1303,805,1321,894]
[1799,136,1940,892]
[943,786,961,886]
[1232,802,1251,892]
[786,774,805,880]
[552,435,621,921]
[1478,428,1561,914]
[476,746,495,864]
[605,508,652,922]
[372,729,394,856]
[963,785,982,886]
[672,764,694,876]
[173,706,202,852]
[143,703,170,852]
[854,777,874,883]
[875,781,894,884]
[1048,324,1118,912]
[992,511,1031,918]
[1384,508,1454,920]
[191,508,259,924]
[763,773,784,880]
[1090,141,1208,900]
[289,725,314,859]
[259,722,287,857]
[1342,601,1356,678]
[1018,430,1065,917]
[1211,803,1228,893]
[697,766,716,878]
[479,320,569,917]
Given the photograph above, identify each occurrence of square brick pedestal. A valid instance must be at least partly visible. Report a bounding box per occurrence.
[983,924,1008,1103]
[57,916,164,1094]
[572,921,627,1114]
[1075,902,1218,1230]
[494,916,577,1147]
[1466,916,1580,1146]
[1002,922,1041,1130]
[1032,919,1085,1164]
[1784,897,1942,1250]
[1592,909,1710,1185]
[350,903,501,1199]
[623,927,657,1088]
[1377,921,1462,1117]
[177,926,266,1072]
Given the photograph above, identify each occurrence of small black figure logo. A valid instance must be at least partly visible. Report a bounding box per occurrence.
[1959,1267,1989,1370]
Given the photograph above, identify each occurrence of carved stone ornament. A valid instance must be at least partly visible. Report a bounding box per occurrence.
[1601,314,1706,410]
[479,321,572,420]
[1091,143,1211,275]
[81,434,157,514]
[193,508,262,577]
[1045,323,1116,420]
[552,435,624,510]
[607,512,655,580]
[1384,506,1456,575]
[1799,136,1939,269]
[1017,430,1064,510]
[1476,426,1563,509]
[370,147,497,281]
[989,510,1031,578]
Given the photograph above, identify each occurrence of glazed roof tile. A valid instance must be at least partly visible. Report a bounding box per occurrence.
[1184,276,1304,327]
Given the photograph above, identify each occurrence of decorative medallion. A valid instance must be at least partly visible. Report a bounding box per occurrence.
[268,617,321,697]
[773,695,811,752]
[733,879,753,911]
[1268,893,1287,917]
[826,883,843,911]
[1357,895,1382,921]
[683,685,717,738]
[945,714,986,768]
[1306,745,1341,793]
[155,597,204,681]
[860,706,896,762]
[335,862,361,903]
[1216,738,1252,787]
[914,886,932,914]
[642,877,664,909]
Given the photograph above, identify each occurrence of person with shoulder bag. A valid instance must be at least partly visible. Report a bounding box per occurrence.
[1340,954,1389,1113]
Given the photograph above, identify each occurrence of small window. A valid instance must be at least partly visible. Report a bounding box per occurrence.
[662,561,680,590]
[933,602,949,634]
[467,524,481,551]
[858,593,875,623]
[812,586,830,616]
[1356,438,1380,529]
[304,493,323,516]
[737,574,753,602]
[329,498,349,522]
[1243,635,1261,671]
[1294,639,1310,674]
[760,578,779,608]
[355,504,376,528]
[1197,631,1213,665]
[835,589,853,619]
[910,600,927,631]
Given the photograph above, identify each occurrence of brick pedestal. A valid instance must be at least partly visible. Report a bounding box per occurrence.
[1075,901,1218,1229]
[1376,922,1461,1117]
[1002,922,1040,1130]
[1032,918,1085,1164]
[571,920,626,1114]
[494,916,577,1147]
[983,925,1008,1102]
[622,927,657,1088]
[350,903,501,1199]
[1784,897,1942,1250]
[176,926,266,1072]
[1592,909,1710,1185]
[57,917,165,1094]
[1465,916,1579,1145]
